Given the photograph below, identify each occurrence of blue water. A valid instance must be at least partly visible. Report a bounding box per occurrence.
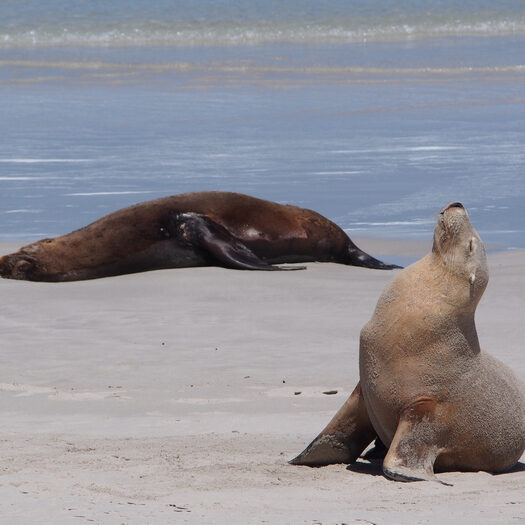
[1,2,525,250]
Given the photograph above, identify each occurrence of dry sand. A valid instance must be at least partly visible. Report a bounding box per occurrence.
[0,239,523,524]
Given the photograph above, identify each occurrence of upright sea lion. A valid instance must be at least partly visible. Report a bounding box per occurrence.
[291,202,525,483]
[0,191,400,282]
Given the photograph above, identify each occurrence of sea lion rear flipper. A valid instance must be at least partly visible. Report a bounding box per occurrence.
[172,212,305,271]
[289,383,376,467]
[346,244,402,270]
[382,397,452,485]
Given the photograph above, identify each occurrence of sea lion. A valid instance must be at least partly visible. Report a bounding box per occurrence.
[0,191,400,282]
[291,202,525,484]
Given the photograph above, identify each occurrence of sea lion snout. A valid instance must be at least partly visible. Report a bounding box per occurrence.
[0,254,36,280]
[436,201,473,242]
[440,201,464,214]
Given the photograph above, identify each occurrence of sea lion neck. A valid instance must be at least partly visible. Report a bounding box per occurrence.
[424,251,484,315]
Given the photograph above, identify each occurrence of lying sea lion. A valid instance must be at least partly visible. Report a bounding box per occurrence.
[0,191,400,281]
[291,202,525,484]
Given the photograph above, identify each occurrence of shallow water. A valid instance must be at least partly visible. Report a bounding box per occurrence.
[1,12,525,249]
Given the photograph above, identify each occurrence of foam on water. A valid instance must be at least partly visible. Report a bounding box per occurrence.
[348,220,435,227]
[4,209,42,214]
[2,18,525,49]
[1,0,525,48]
[0,177,43,181]
[0,159,94,163]
[66,191,155,197]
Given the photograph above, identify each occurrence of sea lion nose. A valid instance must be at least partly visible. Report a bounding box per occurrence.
[440,202,464,214]
[0,255,7,277]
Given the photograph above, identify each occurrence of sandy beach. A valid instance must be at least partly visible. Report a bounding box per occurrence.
[2,3,525,523]
[0,238,523,524]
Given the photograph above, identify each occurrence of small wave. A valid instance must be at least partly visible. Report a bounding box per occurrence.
[313,170,364,176]
[0,158,93,163]
[2,16,525,48]
[0,232,54,240]
[65,191,155,196]
[4,209,42,214]
[347,219,434,227]
[478,229,525,234]
[0,176,42,181]
[331,146,464,155]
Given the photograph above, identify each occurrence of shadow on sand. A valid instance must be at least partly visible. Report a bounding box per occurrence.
[346,460,384,477]
[346,460,525,478]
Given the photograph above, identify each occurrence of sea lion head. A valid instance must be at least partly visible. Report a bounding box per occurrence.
[432,202,488,305]
[0,241,48,280]
[0,252,38,280]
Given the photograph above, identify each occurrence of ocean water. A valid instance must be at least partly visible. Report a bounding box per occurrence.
[2,0,525,47]
[1,1,525,253]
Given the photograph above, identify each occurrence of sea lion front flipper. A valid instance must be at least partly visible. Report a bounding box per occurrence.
[289,383,376,467]
[171,212,305,271]
[382,397,451,485]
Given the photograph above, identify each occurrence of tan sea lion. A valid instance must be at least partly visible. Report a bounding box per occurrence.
[0,191,400,282]
[291,202,525,484]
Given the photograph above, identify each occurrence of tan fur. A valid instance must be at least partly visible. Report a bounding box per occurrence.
[291,203,525,482]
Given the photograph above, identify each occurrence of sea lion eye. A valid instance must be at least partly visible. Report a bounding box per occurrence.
[468,238,475,253]
[13,257,34,276]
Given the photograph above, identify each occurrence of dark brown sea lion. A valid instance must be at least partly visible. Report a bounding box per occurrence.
[290,202,525,484]
[0,191,400,282]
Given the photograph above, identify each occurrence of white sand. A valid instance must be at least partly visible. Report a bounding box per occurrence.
[0,239,523,524]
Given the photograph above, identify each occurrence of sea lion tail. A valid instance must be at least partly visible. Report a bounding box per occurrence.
[346,246,402,270]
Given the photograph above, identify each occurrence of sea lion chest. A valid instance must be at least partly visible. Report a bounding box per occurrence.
[358,262,475,443]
